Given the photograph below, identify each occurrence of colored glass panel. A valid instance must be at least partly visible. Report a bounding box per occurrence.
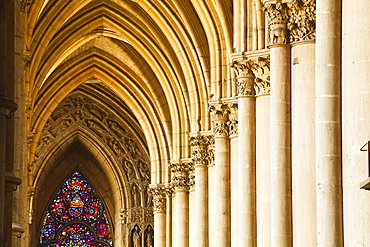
[39,172,113,247]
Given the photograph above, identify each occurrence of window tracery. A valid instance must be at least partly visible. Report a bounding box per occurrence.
[39,171,113,247]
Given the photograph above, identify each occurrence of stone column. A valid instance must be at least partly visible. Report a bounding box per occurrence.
[149,185,167,247]
[228,104,239,247]
[0,0,19,245]
[264,4,292,246]
[165,185,174,247]
[232,59,257,246]
[188,165,195,247]
[209,105,230,246]
[315,0,343,245]
[289,1,317,245]
[189,134,213,247]
[169,162,193,247]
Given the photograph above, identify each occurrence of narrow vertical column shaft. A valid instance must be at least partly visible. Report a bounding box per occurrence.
[210,105,231,246]
[316,0,343,245]
[190,135,213,247]
[149,185,167,247]
[238,83,256,246]
[264,3,292,246]
[270,44,292,247]
[169,162,193,247]
[232,60,257,246]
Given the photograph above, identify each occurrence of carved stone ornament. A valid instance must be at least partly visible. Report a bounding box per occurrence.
[209,104,230,138]
[20,0,32,13]
[169,162,194,192]
[189,135,214,167]
[228,104,238,137]
[148,186,166,213]
[263,3,290,45]
[251,56,271,95]
[288,0,316,42]
[36,93,151,199]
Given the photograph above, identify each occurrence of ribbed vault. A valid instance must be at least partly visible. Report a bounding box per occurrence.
[26,0,232,244]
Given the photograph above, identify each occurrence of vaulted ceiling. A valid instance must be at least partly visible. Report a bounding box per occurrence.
[26,0,233,186]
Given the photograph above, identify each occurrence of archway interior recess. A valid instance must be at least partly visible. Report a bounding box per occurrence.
[32,83,154,245]
[25,0,227,174]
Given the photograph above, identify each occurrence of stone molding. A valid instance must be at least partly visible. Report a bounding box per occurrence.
[0,96,18,119]
[189,134,215,167]
[5,173,22,191]
[148,186,167,213]
[288,0,316,42]
[169,162,194,192]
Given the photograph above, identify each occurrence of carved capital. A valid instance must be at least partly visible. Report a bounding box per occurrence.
[263,3,290,24]
[288,0,316,42]
[210,104,230,138]
[263,3,290,45]
[251,56,271,95]
[228,104,238,137]
[169,162,194,192]
[189,135,214,167]
[148,186,166,213]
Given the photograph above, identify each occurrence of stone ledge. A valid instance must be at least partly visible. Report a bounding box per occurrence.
[360,178,370,190]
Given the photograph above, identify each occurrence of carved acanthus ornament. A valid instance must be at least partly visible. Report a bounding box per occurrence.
[228,104,238,137]
[169,162,194,192]
[263,3,290,45]
[231,60,256,96]
[288,0,316,42]
[189,135,214,167]
[209,104,230,138]
[251,56,271,95]
[148,186,167,213]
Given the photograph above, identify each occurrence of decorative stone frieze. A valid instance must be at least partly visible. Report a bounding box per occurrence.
[209,104,230,138]
[148,186,167,213]
[288,0,316,43]
[228,103,238,137]
[263,3,290,45]
[169,162,194,192]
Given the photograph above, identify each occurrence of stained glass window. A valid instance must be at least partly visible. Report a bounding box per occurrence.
[39,171,113,247]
